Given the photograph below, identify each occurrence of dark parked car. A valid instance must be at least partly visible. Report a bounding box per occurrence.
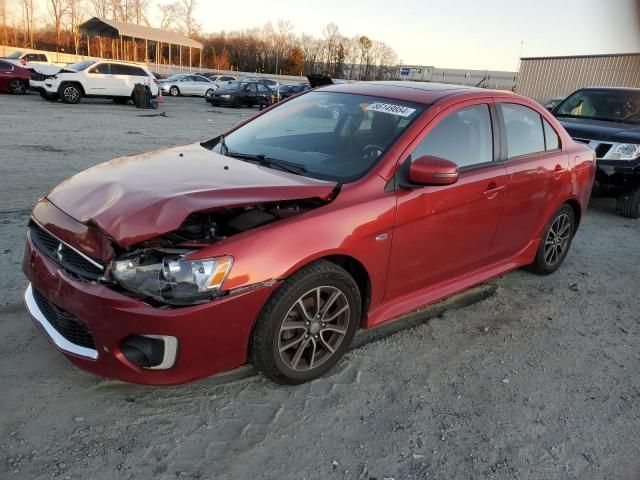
[23,81,595,385]
[542,96,564,111]
[242,76,279,92]
[278,84,310,100]
[206,80,273,107]
[552,87,640,218]
[0,59,30,94]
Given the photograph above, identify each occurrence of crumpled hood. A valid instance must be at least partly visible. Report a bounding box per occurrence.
[46,143,336,247]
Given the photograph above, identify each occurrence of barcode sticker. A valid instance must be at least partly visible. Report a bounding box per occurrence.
[366,103,416,117]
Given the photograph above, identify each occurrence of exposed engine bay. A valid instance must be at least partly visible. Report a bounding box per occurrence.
[137,197,330,249]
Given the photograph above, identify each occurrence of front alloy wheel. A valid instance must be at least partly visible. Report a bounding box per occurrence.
[250,260,361,384]
[169,86,179,96]
[278,286,351,372]
[60,83,82,104]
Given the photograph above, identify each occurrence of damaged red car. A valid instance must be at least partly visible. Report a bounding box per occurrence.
[23,82,596,385]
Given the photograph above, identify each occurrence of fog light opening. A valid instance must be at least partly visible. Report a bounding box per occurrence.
[121,335,178,370]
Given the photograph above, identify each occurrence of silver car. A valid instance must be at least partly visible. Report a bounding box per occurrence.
[160,74,216,97]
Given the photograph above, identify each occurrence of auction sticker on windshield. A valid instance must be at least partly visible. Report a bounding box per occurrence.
[366,102,417,117]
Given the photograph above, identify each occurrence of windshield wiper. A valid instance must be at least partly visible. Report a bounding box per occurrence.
[228,152,307,175]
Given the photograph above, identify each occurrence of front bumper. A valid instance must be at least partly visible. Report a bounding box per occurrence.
[22,234,278,385]
[593,158,640,196]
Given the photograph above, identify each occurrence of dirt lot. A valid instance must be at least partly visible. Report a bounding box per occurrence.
[1,93,639,480]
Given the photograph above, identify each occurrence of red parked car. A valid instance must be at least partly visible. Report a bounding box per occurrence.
[23,82,595,385]
[0,59,30,94]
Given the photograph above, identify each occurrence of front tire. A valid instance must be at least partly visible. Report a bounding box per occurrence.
[530,204,575,275]
[250,261,361,385]
[59,83,82,104]
[618,188,640,219]
[169,86,179,96]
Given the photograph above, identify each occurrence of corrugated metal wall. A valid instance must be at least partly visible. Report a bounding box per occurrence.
[517,54,640,102]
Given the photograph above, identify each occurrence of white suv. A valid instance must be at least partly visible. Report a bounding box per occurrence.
[40,59,159,104]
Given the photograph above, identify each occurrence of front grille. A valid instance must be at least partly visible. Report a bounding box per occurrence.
[595,143,613,159]
[30,71,48,81]
[32,288,96,350]
[29,220,104,281]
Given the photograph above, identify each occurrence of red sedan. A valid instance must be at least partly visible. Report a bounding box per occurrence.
[0,59,30,94]
[23,82,595,385]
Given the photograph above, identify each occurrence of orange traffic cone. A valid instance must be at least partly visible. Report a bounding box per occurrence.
[157,89,164,103]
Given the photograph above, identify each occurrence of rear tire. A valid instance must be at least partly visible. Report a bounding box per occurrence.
[250,260,361,385]
[59,83,82,104]
[618,188,640,219]
[530,204,575,275]
[9,79,27,94]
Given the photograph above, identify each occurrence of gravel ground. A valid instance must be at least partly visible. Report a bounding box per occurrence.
[1,93,639,480]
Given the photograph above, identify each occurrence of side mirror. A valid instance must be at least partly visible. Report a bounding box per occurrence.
[408,155,459,186]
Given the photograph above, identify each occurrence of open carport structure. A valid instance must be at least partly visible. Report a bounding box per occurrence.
[78,17,203,70]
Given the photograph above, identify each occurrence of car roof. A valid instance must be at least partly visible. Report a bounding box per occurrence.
[577,86,640,93]
[95,59,148,68]
[321,81,492,105]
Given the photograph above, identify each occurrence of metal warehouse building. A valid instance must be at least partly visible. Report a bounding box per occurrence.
[517,53,640,102]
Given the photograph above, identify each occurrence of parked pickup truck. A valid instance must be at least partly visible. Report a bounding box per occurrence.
[552,87,640,218]
[3,50,67,71]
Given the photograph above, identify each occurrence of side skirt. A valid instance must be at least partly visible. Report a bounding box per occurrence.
[364,239,540,329]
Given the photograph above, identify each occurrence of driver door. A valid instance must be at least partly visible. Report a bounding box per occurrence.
[385,100,507,301]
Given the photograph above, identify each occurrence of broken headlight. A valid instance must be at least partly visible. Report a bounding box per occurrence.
[603,143,640,160]
[111,249,233,305]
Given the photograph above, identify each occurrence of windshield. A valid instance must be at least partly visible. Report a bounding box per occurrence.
[555,89,640,124]
[216,91,425,182]
[8,51,24,59]
[67,60,95,71]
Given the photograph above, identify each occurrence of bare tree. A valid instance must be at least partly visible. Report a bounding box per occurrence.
[48,0,67,52]
[0,0,8,46]
[65,0,85,54]
[159,2,180,30]
[89,0,110,17]
[20,0,35,48]
[180,0,199,37]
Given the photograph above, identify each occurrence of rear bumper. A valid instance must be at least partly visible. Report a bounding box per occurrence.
[22,234,278,385]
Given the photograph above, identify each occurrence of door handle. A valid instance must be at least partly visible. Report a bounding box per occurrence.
[483,182,505,198]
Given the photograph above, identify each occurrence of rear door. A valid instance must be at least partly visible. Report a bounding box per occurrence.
[490,101,570,259]
[385,99,507,300]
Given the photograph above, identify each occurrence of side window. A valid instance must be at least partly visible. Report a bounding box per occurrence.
[500,103,545,158]
[246,83,257,93]
[110,64,130,75]
[543,119,561,150]
[257,84,269,93]
[89,63,110,74]
[0,61,12,71]
[411,104,494,168]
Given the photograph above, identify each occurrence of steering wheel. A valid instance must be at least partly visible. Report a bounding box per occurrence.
[362,144,384,160]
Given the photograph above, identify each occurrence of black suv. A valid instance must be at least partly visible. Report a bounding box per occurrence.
[552,87,640,218]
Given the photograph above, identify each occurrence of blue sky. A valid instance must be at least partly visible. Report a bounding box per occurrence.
[193,0,640,71]
[25,0,640,71]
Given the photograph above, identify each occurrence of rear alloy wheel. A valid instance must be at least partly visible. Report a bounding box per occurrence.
[9,79,27,94]
[250,261,361,384]
[169,86,179,96]
[618,188,640,219]
[59,83,82,104]
[530,205,575,275]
